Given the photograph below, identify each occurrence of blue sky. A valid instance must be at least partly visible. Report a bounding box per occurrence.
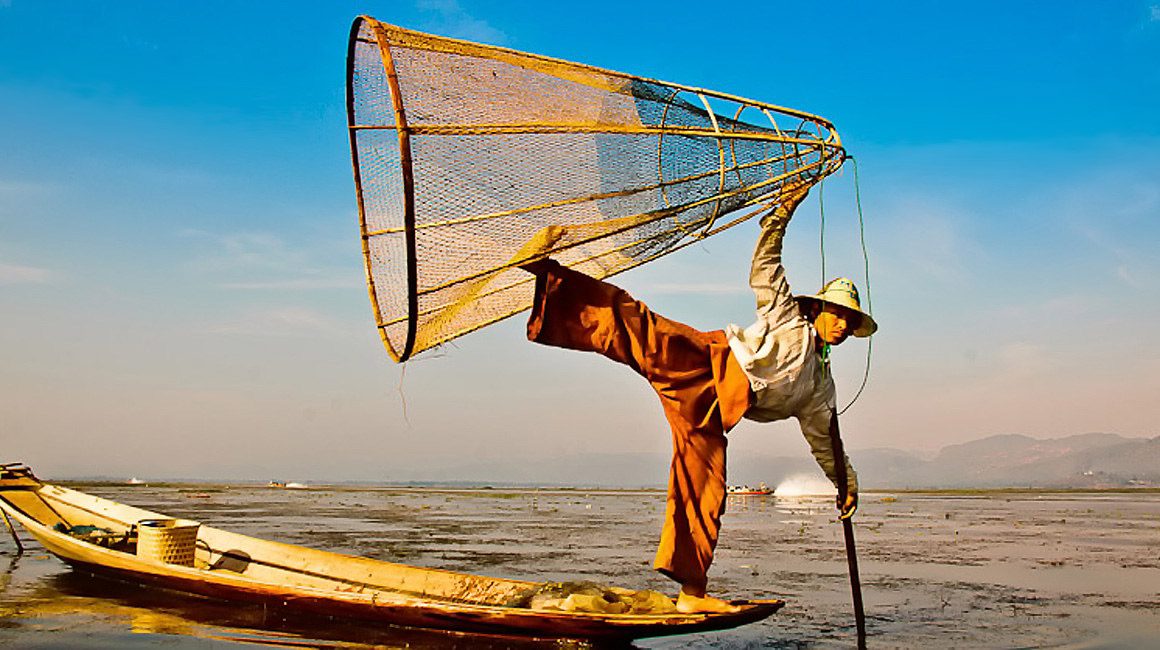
[2,1,1158,481]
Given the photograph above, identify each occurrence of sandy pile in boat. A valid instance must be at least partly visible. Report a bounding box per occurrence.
[506,581,678,614]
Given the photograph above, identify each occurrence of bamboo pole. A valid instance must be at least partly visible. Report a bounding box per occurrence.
[827,409,868,648]
[371,22,419,362]
[376,201,772,343]
[347,20,404,362]
[409,157,835,298]
[366,146,816,236]
[349,122,836,144]
[354,17,841,131]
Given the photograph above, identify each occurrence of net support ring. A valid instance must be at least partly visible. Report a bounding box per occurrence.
[371,22,419,362]
[695,92,726,239]
[655,87,681,211]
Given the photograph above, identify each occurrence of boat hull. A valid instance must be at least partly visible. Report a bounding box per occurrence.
[0,466,781,640]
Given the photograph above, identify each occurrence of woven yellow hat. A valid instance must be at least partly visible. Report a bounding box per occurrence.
[795,277,878,337]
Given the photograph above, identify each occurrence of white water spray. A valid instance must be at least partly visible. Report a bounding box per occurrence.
[774,474,837,497]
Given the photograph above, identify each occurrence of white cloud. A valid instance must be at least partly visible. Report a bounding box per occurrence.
[995,341,1052,377]
[991,292,1095,322]
[219,278,362,290]
[206,307,354,339]
[182,230,303,273]
[0,262,53,285]
[1061,176,1160,226]
[417,0,507,44]
[180,229,356,291]
[639,282,749,295]
[1115,264,1141,288]
[872,197,978,285]
[1064,181,1159,289]
[0,179,51,197]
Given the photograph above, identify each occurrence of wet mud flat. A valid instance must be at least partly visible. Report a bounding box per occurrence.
[1,485,1157,648]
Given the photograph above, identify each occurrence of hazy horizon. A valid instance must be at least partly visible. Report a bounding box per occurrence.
[37,430,1158,488]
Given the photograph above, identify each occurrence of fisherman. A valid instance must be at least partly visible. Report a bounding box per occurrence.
[521,181,876,613]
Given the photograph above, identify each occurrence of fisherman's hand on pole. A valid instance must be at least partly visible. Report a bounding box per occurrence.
[837,491,858,520]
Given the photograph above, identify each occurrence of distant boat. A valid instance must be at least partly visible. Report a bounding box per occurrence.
[127,478,146,485]
[727,483,773,496]
[0,463,782,640]
[267,481,308,489]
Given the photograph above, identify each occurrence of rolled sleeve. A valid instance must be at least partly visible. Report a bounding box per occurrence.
[797,405,859,495]
[749,207,802,331]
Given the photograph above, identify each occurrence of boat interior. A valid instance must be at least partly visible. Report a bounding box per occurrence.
[0,463,533,606]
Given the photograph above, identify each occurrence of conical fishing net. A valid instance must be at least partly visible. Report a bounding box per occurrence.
[347,16,846,362]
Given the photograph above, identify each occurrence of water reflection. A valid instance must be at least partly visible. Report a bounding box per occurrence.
[0,557,15,597]
[29,568,612,649]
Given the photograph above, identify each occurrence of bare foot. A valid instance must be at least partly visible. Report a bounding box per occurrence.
[676,586,741,614]
[512,226,566,274]
[517,257,553,275]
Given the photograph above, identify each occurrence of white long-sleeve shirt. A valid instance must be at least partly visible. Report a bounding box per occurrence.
[724,206,858,494]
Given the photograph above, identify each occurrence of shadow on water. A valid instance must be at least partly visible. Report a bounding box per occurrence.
[38,568,638,650]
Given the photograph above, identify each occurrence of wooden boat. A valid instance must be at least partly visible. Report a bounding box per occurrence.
[0,463,782,641]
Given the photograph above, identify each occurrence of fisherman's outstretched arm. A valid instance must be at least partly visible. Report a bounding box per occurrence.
[750,184,811,330]
[797,405,859,500]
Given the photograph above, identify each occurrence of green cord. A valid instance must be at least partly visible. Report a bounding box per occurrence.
[818,167,826,288]
[852,157,873,316]
[838,156,873,415]
[815,155,874,414]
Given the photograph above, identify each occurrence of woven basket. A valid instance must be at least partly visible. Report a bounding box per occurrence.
[136,519,200,566]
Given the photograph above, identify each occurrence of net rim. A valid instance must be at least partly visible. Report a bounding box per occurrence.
[351,16,840,137]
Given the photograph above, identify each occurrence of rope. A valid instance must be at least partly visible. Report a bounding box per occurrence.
[839,156,873,415]
[816,155,874,414]
[397,363,412,428]
[818,171,827,288]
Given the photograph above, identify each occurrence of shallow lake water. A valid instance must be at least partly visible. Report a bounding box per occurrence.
[1,484,1157,648]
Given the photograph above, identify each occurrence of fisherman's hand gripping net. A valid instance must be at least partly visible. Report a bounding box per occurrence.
[347,16,845,362]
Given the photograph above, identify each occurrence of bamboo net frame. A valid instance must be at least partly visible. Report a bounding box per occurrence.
[347,16,845,362]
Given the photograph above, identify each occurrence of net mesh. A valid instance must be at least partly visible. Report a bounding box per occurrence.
[347,17,846,362]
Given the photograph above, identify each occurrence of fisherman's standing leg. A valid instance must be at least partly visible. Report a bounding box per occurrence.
[653,386,732,612]
[650,331,749,612]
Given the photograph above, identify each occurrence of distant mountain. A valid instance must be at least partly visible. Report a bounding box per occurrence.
[866,433,1160,489]
[414,433,1159,489]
